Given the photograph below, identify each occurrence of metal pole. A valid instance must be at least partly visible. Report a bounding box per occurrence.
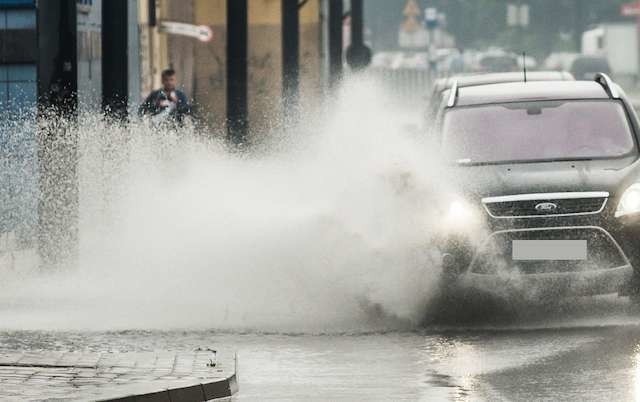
[36,0,78,268]
[148,0,157,27]
[636,2,640,84]
[102,0,129,120]
[282,0,299,115]
[328,0,343,89]
[573,0,583,52]
[227,0,248,145]
[351,0,363,47]
[345,0,370,71]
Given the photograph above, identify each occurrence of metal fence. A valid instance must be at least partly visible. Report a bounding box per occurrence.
[367,67,432,106]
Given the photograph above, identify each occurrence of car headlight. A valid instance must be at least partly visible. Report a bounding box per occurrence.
[442,199,479,231]
[615,183,640,218]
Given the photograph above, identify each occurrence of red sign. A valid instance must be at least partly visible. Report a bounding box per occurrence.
[622,1,640,17]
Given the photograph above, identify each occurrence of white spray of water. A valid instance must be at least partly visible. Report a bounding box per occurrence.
[0,78,459,332]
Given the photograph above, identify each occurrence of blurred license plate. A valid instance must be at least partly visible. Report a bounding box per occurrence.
[512,240,587,261]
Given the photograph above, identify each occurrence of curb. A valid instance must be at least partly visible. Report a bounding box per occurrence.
[100,373,239,402]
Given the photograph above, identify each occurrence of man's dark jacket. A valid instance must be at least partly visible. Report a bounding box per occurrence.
[138,89,191,122]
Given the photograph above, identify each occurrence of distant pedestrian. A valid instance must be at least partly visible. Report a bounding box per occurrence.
[139,68,191,125]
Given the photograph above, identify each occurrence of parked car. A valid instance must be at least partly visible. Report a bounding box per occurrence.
[476,49,519,73]
[570,55,612,81]
[434,74,640,300]
[543,52,580,72]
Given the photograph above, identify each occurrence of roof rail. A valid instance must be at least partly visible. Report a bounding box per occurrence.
[594,73,620,99]
[447,80,459,107]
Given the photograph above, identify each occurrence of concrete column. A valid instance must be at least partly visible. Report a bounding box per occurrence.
[37,0,79,268]
[102,0,129,119]
[282,0,300,116]
[227,0,248,144]
[328,0,343,89]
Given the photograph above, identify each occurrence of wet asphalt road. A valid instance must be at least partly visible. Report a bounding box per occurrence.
[3,295,640,400]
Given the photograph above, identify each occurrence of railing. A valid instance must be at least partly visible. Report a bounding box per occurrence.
[367,66,432,105]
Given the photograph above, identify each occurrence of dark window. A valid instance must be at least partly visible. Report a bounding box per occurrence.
[0,64,36,115]
[0,0,35,8]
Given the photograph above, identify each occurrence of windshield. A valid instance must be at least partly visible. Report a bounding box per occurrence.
[442,100,636,164]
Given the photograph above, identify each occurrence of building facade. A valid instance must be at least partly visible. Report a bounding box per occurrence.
[0,0,37,247]
[140,0,324,135]
[0,0,36,117]
[0,0,144,259]
[0,0,329,265]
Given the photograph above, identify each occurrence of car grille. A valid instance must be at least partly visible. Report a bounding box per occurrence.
[483,194,607,218]
[470,227,627,275]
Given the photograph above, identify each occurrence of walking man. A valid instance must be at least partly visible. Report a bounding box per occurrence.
[139,68,191,124]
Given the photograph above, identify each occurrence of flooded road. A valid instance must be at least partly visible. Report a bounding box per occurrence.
[3,296,640,401]
[2,77,640,400]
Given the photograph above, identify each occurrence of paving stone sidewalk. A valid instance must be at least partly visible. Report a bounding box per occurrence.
[0,349,238,401]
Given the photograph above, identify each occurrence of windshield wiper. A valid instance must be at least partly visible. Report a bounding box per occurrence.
[454,156,597,166]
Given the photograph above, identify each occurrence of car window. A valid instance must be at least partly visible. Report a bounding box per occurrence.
[442,100,636,164]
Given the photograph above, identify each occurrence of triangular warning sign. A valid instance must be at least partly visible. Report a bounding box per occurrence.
[403,0,421,18]
[402,0,422,33]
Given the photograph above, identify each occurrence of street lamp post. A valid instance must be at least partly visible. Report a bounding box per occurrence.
[574,0,583,51]
[424,7,438,81]
[507,2,529,52]
[346,0,371,71]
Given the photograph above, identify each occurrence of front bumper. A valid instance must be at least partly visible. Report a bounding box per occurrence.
[439,206,640,297]
[460,264,633,298]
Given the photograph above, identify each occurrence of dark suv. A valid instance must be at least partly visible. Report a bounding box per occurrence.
[436,74,640,299]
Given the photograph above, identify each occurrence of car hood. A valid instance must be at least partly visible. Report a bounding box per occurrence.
[450,156,640,201]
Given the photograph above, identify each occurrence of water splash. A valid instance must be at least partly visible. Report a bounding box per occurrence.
[0,77,456,332]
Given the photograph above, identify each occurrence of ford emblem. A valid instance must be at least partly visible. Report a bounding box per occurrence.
[535,202,559,213]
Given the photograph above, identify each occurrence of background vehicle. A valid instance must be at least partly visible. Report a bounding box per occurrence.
[543,52,581,72]
[582,23,638,85]
[570,55,612,81]
[477,53,518,73]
